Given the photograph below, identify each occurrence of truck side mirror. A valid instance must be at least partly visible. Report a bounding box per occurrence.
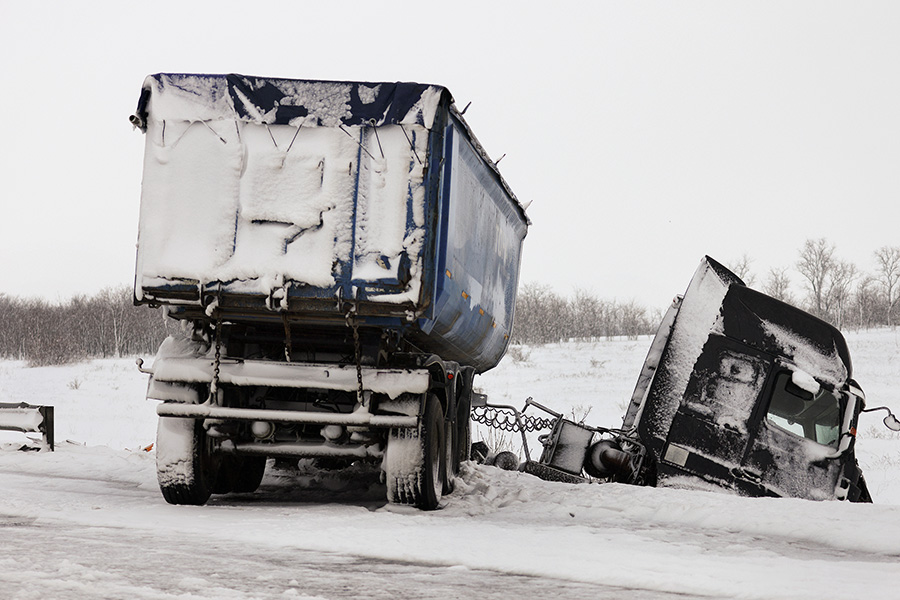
[861,406,900,432]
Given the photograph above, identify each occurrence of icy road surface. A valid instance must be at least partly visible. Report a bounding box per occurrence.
[1,329,899,599]
[3,447,900,600]
[0,453,706,600]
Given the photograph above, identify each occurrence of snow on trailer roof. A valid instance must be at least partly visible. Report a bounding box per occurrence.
[130,73,529,224]
[131,73,446,129]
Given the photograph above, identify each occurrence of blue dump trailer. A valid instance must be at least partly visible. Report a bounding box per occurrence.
[130,74,529,509]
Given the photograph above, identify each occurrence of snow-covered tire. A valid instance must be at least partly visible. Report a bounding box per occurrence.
[384,395,444,510]
[156,416,218,506]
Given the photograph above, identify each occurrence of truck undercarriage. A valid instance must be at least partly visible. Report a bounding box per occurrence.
[145,317,474,510]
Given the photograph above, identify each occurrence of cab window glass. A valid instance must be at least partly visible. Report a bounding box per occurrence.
[766,372,840,447]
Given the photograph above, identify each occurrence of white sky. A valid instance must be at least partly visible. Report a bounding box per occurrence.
[2,1,898,309]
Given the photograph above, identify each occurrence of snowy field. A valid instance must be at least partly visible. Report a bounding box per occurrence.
[1,329,899,599]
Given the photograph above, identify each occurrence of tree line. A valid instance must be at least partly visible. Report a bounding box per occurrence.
[0,283,658,364]
[511,284,659,344]
[512,239,900,345]
[0,287,170,366]
[0,238,895,365]
[729,240,900,331]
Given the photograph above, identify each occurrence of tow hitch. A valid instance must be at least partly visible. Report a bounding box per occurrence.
[471,397,651,485]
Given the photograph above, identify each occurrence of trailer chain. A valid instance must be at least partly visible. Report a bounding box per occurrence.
[345,302,365,405]
[208,311,223,404]
[471,405,556,433]
[282,314,292,363]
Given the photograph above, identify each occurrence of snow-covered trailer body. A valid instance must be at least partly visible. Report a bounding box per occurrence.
[623,257,870,501]
[132,74,527,373]
[130,74,529,509]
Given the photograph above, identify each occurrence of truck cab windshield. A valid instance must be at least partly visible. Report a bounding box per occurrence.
[766,372,841,447]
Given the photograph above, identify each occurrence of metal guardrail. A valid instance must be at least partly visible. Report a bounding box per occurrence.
[0,403,54,450]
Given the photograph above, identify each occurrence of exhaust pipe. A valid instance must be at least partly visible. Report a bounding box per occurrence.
[585,440,634,479]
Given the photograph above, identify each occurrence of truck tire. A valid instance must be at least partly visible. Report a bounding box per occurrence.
[384,394,444,510]
[232,456,267,493]
[443,417,456,494]
[213,455,238,494]
[214,455,267,494]
[443,389,473,494]
[455,394,472,470]
[492,451,519,471]
[156,416,218,506]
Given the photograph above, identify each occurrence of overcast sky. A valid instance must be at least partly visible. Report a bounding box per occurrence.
[2,1,898,309]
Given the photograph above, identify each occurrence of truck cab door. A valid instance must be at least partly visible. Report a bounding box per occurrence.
[740,369,846,500]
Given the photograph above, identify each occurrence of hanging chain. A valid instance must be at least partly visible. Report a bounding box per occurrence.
[208,311,223,405]
[471,405,556,433]
[345,302,365,405]
[282,314,292,363]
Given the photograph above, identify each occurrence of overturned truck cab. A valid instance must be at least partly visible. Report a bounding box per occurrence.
[624,257,871,501]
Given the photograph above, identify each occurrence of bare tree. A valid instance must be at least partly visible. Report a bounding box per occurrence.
[512,282,566,344]
[617,300,652,340]
[796,238,836,318]
[571,288,604,340]
[727,253,756,286]
[0,287,169,365]
[874,246,900,328]
[512,284,656,344]
[763,267,794,305]
[851,276,879,331]
[826,260,858,330]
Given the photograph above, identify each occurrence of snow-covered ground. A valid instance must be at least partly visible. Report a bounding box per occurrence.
[1,329,899,599]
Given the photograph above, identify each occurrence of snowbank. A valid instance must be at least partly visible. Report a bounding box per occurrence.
[0,329,898,598]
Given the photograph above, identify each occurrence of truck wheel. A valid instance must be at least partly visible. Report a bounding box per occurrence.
[455,394,472,470]
[493,450,519,471]
[214,455,238,494]
[443,416,456,494]
[384,394,444,510]
[156,416,218,506]
[443,391,473,494]
[214,455,267,494]
[233,456,267,493]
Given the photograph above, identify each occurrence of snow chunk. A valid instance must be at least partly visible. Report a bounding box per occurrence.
[357,84,381,104]
[761,321,847,386]
[272,80,353,127]
[791,368,821,395]
[155,335,207,360]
